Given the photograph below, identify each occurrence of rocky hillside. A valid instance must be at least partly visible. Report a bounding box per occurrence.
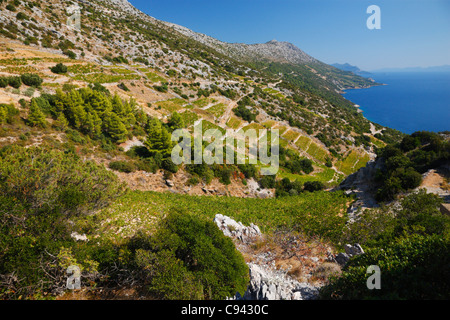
[0,0,449,303]
[0,0,403,192]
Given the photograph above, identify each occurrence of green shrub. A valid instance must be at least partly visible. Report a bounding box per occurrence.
[238,164,258,179]
[320,234,450,300]
[259,174,276,189]
[20,73,43,87]
[161,158,178,173]
[6,4,16,11]
[27,99,48,128]
[16,12,28,20]
[7,76,21,88]
[109,160,136,173]
[50,63,68,74]
[0,145,126,216]
[0,146,127,299]
[0,103,19,124]
[64,50,77,59]
[375,132,449,201]
[134,158,158,173]
[303,180,325,192]
[0,77,8,88]
[118,82,130,91]
[132,208,249,300]
[62,83,78,92]
[213,164,232,185]
[232,105,258,122]
[134,249,203,300]
[187,176,200,186]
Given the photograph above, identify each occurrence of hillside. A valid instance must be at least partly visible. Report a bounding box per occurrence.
[0,0,448,302]
[331,63,373,78]
[0,0,403,193]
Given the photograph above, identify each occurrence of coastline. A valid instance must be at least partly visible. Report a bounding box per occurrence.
[340,71,450,134]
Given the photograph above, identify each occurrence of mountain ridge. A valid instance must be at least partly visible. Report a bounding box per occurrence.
[331,63,372,77]
[162,21,318,65]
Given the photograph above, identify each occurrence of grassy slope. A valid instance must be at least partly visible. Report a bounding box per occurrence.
[92,190,351,244]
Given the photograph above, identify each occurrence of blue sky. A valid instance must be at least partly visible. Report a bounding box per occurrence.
[128,0,450,71]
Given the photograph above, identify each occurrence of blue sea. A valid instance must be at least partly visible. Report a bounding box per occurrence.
[343,72,450,134]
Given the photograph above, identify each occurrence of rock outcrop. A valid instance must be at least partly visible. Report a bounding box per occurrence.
[333,244,365,266]
[213,214,262,243]
[234,263,319,301]
[214,215,321,300]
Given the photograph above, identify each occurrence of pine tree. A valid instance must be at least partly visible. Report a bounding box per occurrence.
[91,111,103,139]
[0,107,7,124]
[86,89,112,116]
[111,94,126,116]
[167,112,184,132]
[61,89,86,129]
[145,118,172,157]
[54,112,69,131]
[104,111,128,143]
[85,112,102,139]
[28,99,47,128]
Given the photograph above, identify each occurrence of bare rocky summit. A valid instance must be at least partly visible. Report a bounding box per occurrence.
[164,20,318,65]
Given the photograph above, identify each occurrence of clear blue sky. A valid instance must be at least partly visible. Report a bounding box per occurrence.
[129,0,450,71]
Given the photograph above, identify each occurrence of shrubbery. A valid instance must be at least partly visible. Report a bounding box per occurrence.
[0,146,126,299]
[375,131,449,201]
[321,190,450,299]
[20,73,43,87]
[130,209,249,299]
[0,76,31,89]
[51,63,68,74]
[232,105,258,122]
[0,103,19,124]
[109,160,136,173]
[0,145,126,215]
[0,76,22,89]
[320,234,450,299]
[274,178,324,197]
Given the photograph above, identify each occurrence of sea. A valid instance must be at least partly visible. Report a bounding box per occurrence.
[342,71,450,134]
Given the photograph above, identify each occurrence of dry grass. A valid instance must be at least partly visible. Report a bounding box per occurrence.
[246,230,337,284]
[311,262,342,282]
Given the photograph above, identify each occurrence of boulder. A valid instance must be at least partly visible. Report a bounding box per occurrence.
[71,232,88,242]
[236,263,319,301]
[335,252,350,266]
[335,243,364,266]
[213,214,262,243]
[165,179,174,188]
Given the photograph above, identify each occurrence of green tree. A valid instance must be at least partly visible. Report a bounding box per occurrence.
[104,111,128,143]
[111,94,125,115]
[27,99,47,128]
[84,88,112,116]
[85,111,103,139]
[53,112,69,131]
[145,118,172,157]
[0,107,7,124]
[167,112,184,132]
